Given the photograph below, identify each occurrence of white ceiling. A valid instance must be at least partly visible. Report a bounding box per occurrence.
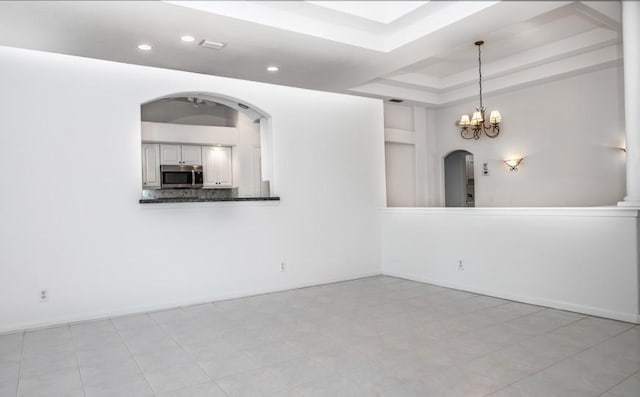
[0,1,622,107]
[306,1,429,24]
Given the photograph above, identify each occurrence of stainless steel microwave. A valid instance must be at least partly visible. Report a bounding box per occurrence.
[160,165,203,189]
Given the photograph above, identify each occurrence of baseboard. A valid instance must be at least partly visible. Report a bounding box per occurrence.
[7,269,636,334]
[383,270,640,324]
[0,271,382,335]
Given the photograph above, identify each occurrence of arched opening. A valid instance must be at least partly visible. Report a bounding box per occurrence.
[139,92,274,200]
[444,150,474,207]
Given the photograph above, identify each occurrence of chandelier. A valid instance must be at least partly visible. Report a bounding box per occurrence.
[458,41,501,140]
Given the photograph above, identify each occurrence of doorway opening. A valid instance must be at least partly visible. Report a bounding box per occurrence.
[444,150,475,207]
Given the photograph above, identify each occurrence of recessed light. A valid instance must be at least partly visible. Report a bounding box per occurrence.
[137,43,152,51]
[181,35,195,43]
[267,66,279,72]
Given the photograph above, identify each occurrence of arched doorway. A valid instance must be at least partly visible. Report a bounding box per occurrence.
[444,150,475,207]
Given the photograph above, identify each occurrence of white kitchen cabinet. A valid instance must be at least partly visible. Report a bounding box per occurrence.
[160,144,202,165]
[181,145,202,165]
[141,143,160,188]
[202,146,233,188]
[160,144,180,165]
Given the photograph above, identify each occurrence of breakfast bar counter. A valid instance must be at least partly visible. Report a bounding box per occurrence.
[139,196,280,204]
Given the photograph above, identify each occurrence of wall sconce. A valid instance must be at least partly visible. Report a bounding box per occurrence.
[504,158,523,171]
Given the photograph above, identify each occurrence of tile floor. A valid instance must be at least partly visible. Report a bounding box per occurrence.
[1,276,639,397]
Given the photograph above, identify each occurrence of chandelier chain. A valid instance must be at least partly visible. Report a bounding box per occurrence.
[478,43,483,110]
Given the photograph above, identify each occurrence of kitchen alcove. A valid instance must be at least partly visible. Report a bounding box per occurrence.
[139,92,277,203]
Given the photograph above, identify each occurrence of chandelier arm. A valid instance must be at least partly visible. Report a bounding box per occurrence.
[460,127,474,140]
[485,125,500,138]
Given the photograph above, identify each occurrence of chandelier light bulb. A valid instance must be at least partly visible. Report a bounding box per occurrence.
[471,111,483,126]
[490,110,502,124]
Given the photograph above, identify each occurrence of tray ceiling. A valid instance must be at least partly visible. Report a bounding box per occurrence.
[0,1,622,106]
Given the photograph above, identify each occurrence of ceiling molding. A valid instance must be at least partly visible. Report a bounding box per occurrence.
[438,44,622,105]
[351,44,622,107]
[577,1,622,29]
[380,27,619,93]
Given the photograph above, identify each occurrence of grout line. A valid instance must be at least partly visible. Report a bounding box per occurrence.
[68,325,87,397]
[146,308,231,397]
[597,368,640,396]
[480,314,589,396]
[345,281,589,394]
[110,316,159,396]
[485,318,636,396]
[14,330,25,397]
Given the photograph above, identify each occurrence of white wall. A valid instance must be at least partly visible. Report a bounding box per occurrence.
[0,46,386,333]
[384,142,416,207]
[381,208,640,323]
[434,66,626,207]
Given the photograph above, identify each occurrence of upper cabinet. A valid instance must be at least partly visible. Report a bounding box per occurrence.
[202,146,233,188]
[160,144,180,165]
[160,144,202,165]
[141,143,161,189]
[181,145,202,165]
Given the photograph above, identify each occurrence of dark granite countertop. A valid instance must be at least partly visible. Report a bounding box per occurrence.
[139,197,280,204]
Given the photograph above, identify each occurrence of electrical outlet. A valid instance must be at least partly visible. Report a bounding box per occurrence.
[280,262,286,272]
[458,260,464,270]
[39,289,49,302]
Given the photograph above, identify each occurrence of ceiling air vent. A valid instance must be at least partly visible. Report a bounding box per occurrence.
[199,40,227,50]
[389,98,404,103]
